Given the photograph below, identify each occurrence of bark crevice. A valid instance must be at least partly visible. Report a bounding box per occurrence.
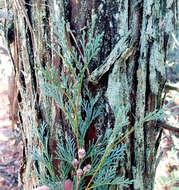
[8,0,177,189]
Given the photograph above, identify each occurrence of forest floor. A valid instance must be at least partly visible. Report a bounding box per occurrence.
[0,39,178,189]
[0,38,22,190]
[154,60,179,190]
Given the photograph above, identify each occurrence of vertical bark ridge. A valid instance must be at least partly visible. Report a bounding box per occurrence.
[10,0,176,189]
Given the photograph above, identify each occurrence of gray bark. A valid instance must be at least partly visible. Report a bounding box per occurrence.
[6,0,177,189]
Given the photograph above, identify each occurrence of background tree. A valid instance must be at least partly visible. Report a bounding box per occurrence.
[4,0,178,189]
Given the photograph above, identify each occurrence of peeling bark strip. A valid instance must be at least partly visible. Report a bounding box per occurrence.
[8,0,178,189]
[88,31,137,84]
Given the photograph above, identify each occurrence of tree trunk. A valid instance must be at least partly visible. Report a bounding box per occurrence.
[7,0,177,189]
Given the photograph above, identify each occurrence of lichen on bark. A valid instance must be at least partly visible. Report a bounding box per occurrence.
[9,0,177,189]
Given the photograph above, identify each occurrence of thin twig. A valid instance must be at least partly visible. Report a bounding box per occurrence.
[157,121,179,133]
[66,23,90,76]
[85,127,134,190]
[165,83,179,92]
[171,32,179,47]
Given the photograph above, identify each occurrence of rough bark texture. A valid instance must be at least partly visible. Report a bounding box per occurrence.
[6,0,177,189]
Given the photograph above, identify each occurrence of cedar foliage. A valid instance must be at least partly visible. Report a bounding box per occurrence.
[32,17,171,190]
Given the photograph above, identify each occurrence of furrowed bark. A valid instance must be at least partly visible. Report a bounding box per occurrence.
[7,0,177,189]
